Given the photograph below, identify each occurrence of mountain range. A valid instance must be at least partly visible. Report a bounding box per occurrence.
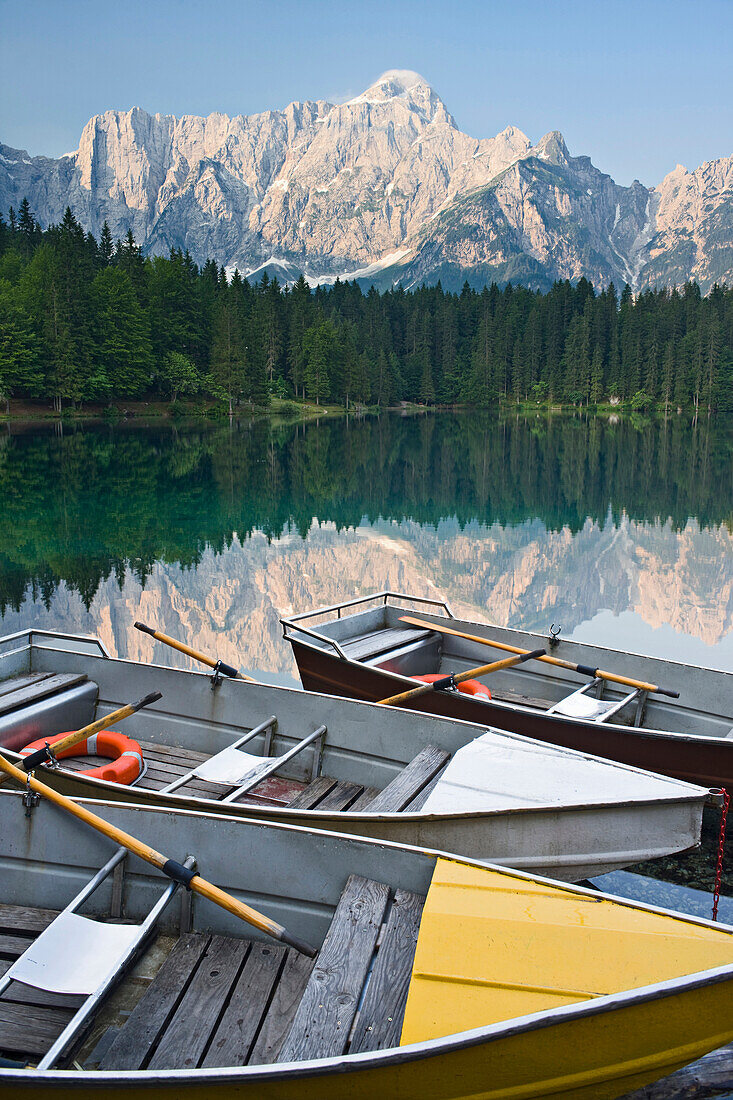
[2,70,732,293]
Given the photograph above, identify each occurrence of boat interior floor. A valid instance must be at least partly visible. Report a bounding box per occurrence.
[0,876,425,1070]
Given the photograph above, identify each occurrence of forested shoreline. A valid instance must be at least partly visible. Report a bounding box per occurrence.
[1,201,731,416]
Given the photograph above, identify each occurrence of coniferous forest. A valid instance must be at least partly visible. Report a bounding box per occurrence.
[1,200,732,415]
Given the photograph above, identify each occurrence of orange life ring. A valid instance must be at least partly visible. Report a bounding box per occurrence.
[413,674,491,699]
[19,729,144,785]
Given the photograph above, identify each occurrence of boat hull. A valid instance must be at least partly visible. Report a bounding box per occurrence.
[0,756,704,882]
[291,638,733,791]
[3,969,733,1098]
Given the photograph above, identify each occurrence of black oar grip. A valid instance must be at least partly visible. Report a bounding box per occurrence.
[576,663,598,678]
[655,687,680,699]
[21,746,51,772]
[132,691,163,711]
[161,859,199,889]
[519,648,546,663]
[279,928,318,958]
[216,661,239,679]
[134,621,156,637]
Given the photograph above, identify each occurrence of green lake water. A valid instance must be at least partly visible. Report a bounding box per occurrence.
[1,409,731,676]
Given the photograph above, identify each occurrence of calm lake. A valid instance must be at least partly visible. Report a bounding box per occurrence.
[1,410,731,679]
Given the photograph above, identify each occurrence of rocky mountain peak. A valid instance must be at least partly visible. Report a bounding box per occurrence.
[1,76,731,293]
[531,130,571,167]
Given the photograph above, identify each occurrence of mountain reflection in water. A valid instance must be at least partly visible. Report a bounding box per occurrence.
[0,411,731,676]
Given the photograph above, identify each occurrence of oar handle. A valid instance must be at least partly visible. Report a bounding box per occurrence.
[399,616,680,699]
[134,621,243,680]
[21,691,163,772]
[379,649,545,707]
[575,664,679,698]
[0,751,318,957]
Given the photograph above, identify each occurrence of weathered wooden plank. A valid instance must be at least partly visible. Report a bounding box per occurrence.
[100,933,210,1071]
[0,1000,73,1057]
[0,673,53,700]
[366,746,451,813]
[0,903,59,935]
[136,762,231,798]
[315,781,364,812]
[492,688,552,711]
[348,787,380,812]
[136,740,210,765]
[350,889,425,1053]
[622,1041,733,1099]
[0,673,88,717]
[201,941,286,1068]
[403,767,448,812]
[0,932,35,958]
[248,950,314,1066]
[148,935,249,1071]
[343,627,432,662]
[0,960,84,1011]
[278,875,390,1063]
[286,776,338,809]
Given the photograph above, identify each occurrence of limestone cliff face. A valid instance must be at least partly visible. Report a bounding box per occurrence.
[635,157,733,291]
[1,518,730,677]
[0,70,731,290]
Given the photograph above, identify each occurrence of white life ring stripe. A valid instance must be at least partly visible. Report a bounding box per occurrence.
[120,750,143,775]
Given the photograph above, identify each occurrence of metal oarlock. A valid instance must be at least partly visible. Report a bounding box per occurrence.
[210,660,224,689]
[22,772,40,818]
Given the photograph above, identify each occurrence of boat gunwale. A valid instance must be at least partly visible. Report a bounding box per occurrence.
[287,632,733,750]
[0,742,711,821]
[279,591,733,679]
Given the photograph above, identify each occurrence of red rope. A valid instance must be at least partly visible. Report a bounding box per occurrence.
[712,789,729,922]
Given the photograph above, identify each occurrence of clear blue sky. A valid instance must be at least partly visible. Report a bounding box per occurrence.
[1,0,731,186]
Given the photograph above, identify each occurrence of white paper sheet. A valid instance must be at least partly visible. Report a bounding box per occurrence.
[8,911,140,994]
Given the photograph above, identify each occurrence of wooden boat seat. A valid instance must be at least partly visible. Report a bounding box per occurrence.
[342,626,433,662]
[284,745,449,815]
[286,776,379,811]
[366,745,451,813]
[99,931,314,1071]
[0,673,89,717]
[278,875,425,1061]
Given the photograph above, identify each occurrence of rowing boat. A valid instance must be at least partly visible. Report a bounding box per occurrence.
[280,591,733,789]
[0,791,732,1099]
[0,628,711,881]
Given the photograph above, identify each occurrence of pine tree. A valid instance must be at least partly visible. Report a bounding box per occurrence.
[209,288,246,415]
[99,222,114,266]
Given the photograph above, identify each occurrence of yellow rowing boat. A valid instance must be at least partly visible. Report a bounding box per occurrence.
[1,793,732,1098]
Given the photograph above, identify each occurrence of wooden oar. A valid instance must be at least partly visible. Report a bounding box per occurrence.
[399,614,680,699]
[21,692,162,772]
[379,649,546,707]
[0,752,317,957]
[134,622,255,682]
